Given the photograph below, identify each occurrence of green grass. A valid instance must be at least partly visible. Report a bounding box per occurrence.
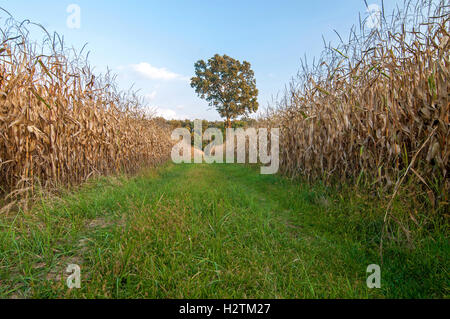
[0,163,448,298]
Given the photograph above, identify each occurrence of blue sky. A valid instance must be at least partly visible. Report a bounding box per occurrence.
[1,0,403,120]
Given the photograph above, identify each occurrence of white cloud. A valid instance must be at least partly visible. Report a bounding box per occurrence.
[144,91,157,101]
[130,62,188,81]
[156,108,182,120]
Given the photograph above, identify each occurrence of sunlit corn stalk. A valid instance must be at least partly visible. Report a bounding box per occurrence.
[0,14,174,210]
[264,0,448,211]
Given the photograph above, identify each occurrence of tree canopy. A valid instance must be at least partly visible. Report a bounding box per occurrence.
[190,54,259,127]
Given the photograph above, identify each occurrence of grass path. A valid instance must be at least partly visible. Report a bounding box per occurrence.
[0,164,447,298]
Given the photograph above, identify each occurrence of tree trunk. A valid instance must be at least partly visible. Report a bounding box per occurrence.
[226,117,231,128]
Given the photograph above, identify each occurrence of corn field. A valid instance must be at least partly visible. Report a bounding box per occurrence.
[264,0,449,207]
[0,15,173,210]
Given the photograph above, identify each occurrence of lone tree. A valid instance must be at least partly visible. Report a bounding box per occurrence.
[191,54,259,128]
